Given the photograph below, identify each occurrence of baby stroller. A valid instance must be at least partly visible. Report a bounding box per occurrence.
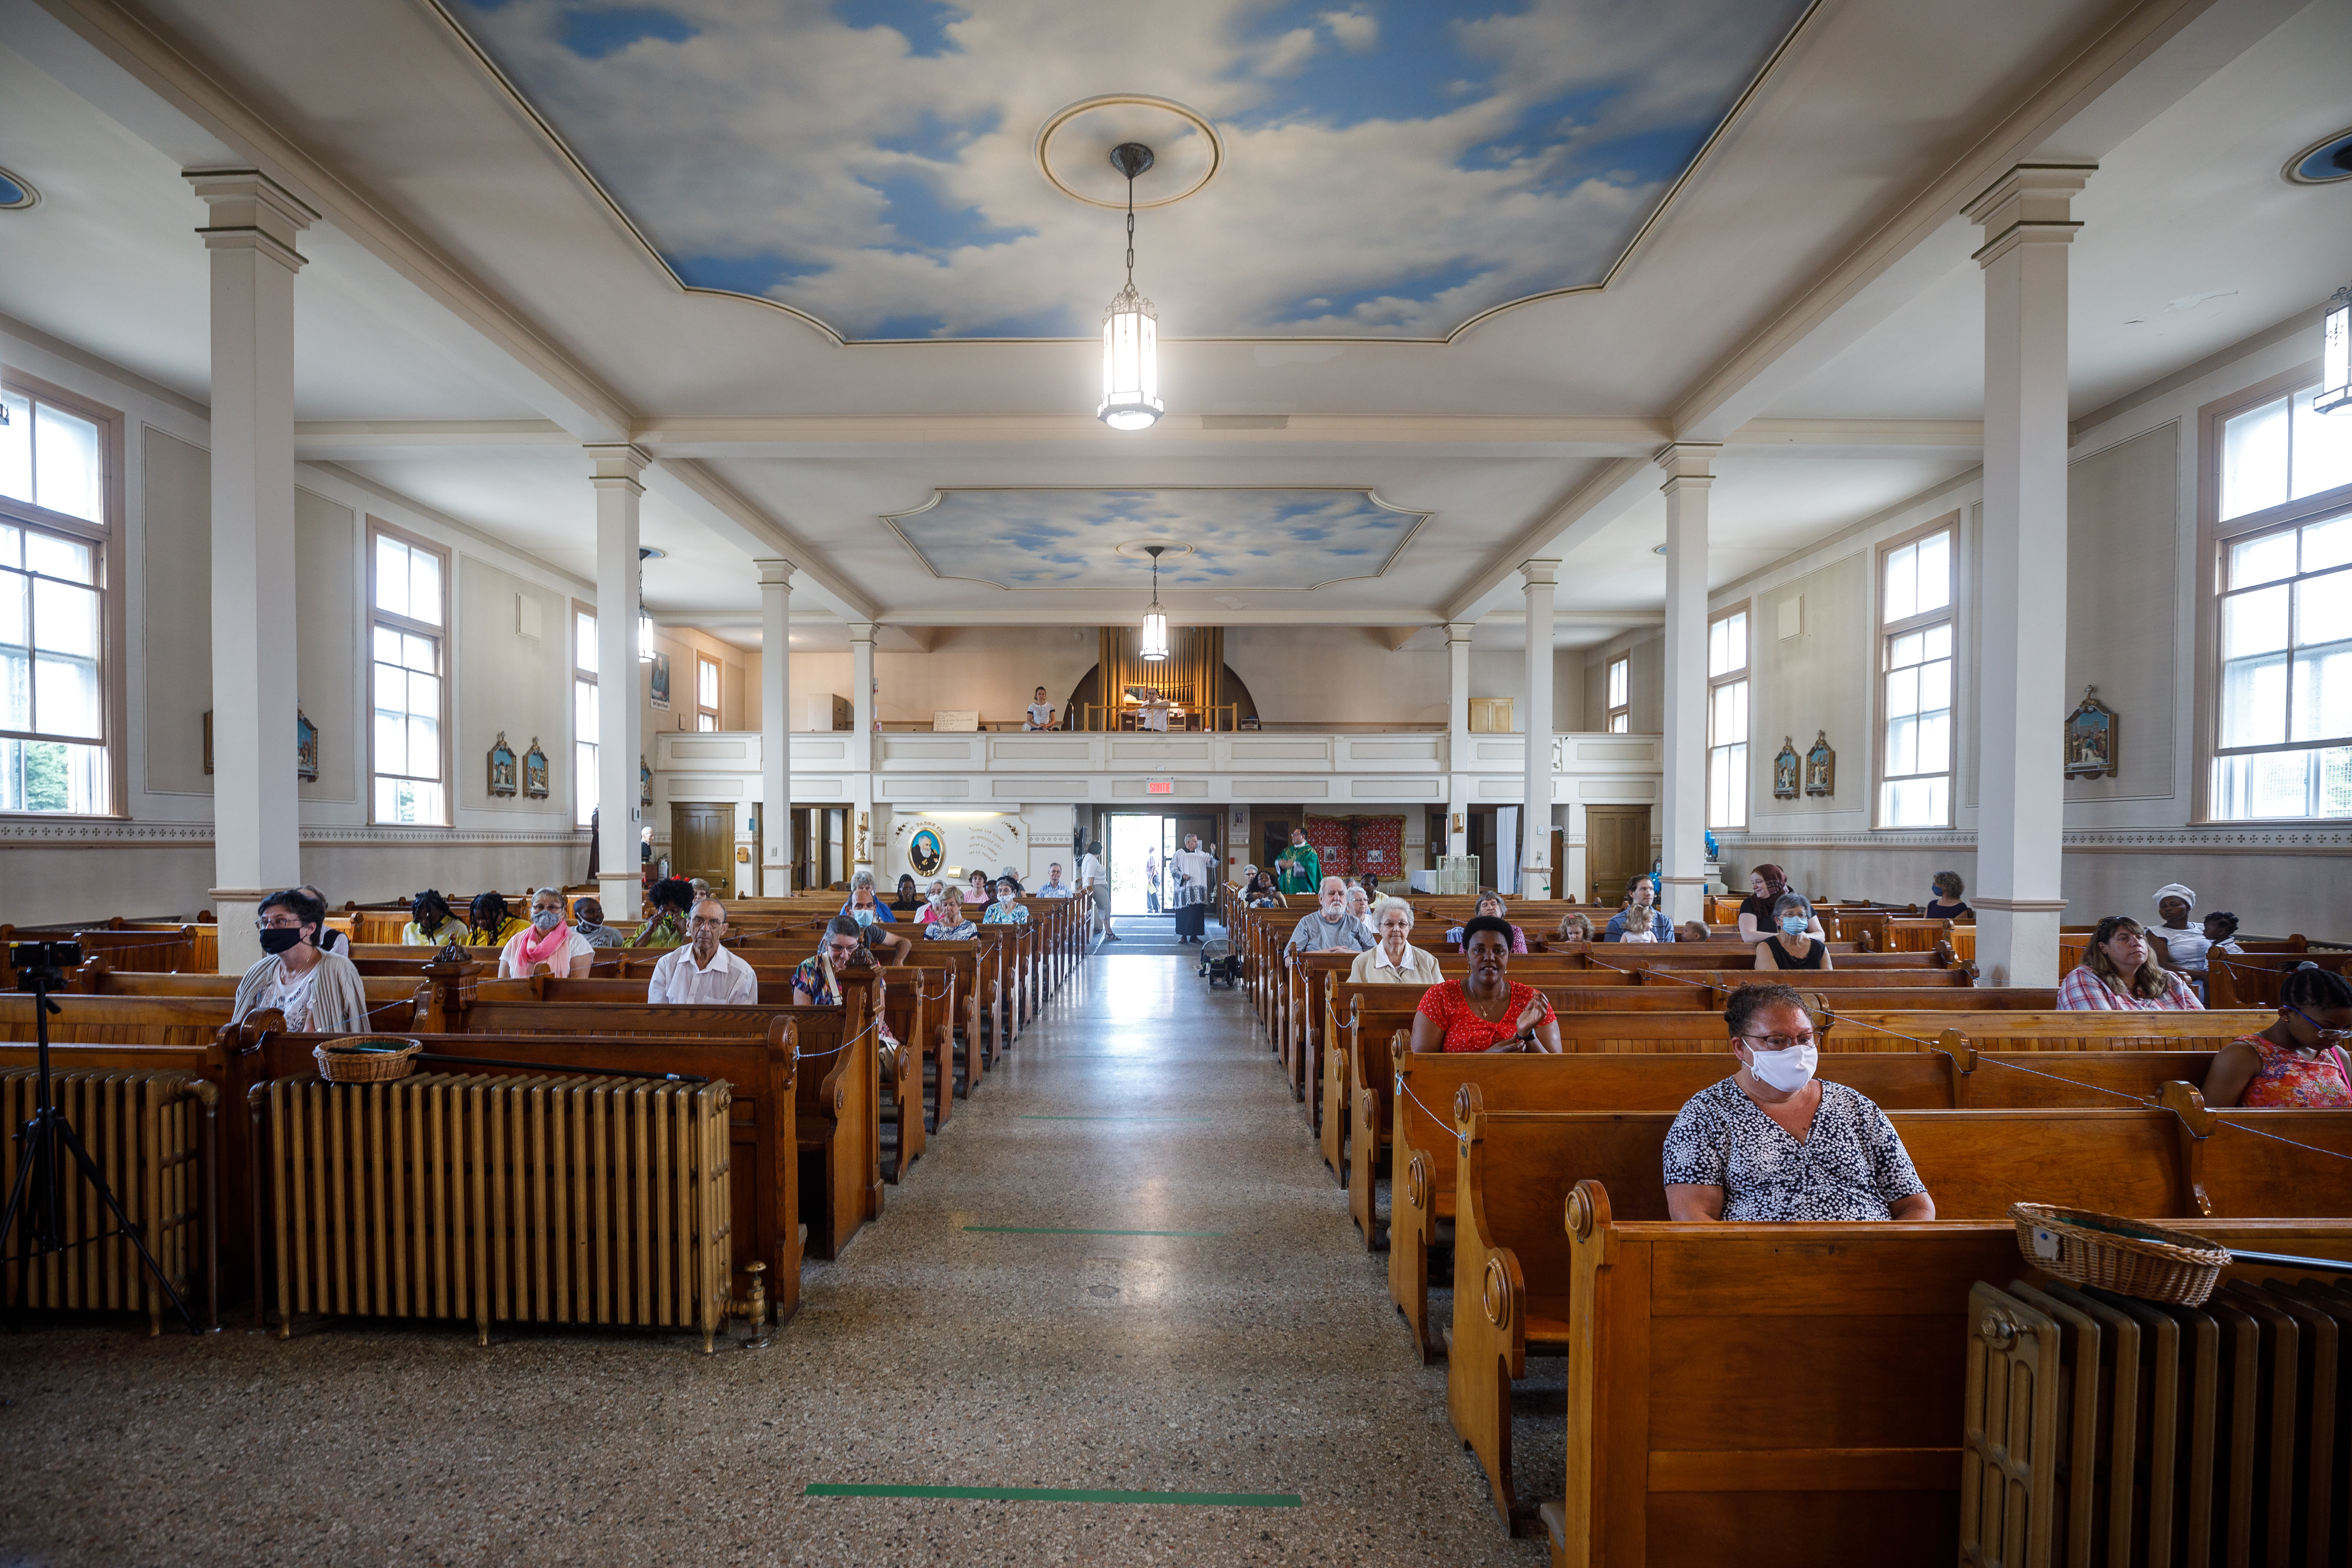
[1198,935,1241,988]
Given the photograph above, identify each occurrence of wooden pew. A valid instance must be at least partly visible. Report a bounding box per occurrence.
[0,992,418,1045]
[1381,1048,2224,1363]
[1450,1098,2352,1533]
[1841,1009,2272,1054]
[2208,946,2352,1009]
[1555,1201,2352,1568]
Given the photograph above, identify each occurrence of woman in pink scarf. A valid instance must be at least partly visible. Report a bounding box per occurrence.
[498,887,595,979]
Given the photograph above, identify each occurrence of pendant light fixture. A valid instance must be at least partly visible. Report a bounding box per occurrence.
[1139,544,1170,661]
[637,545,663,663]
[2320,284,2351,415]
[1097,142,1164,431]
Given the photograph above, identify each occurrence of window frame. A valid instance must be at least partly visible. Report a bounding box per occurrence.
[0,367,126,819]
[2194,359,2352,822]
[365,518,452,826]
[695,652,720,733]
[1706,603,1750,829]
[572,598,597,828]
[1605,655,1630,733]
[1872,513,1959,830]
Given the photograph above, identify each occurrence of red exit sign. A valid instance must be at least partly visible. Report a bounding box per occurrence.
[1145,780,1175,795]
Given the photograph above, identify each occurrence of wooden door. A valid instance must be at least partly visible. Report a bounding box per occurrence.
[670,804,736,897]
[1584,807,1651,905]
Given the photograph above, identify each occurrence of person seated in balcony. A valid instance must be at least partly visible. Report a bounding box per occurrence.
[2203,967,2352,1107]
[1350,897,1441,983]
[401,888,465,947]
[1025,686,1057,730]
[1287,877,1375,955]
[1735,864,1822,946]
[2057,916,2203,1010]
[464,890,524,948]
[571,897,625,948]
[497,887,595,979]
[1445,890,1528,952]
[1034,863,1074,899]
[631,878,695,948]
[232,887,370,1035]
[1924,871,1972,922]
[1664,983,1933,1222]
[1753,894,1833,972]
[1408,916,1558,1054]
[1605,876,1675,944]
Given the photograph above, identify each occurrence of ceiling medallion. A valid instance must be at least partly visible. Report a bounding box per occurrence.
[2283,128,2352,186]
[1036,95,1222,210]
[0,166,38,210]
[1113,539,1193,560]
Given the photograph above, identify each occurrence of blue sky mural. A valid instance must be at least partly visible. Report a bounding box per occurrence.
[886,489,1426,590]
[449,0,1810,339]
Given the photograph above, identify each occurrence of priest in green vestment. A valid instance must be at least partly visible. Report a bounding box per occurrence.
[1275,828,1322,896]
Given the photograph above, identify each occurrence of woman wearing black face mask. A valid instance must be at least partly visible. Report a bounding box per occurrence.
[230,887,370,1034]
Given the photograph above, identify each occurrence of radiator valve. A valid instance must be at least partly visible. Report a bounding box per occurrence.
[737,1261,773,1350]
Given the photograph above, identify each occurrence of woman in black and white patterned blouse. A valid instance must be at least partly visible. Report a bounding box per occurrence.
[1662,983,1934,1223]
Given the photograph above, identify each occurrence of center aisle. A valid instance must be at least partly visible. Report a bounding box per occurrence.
[785,947,1545,1563]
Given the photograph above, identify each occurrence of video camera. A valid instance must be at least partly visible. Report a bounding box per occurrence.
[10,939,84,986]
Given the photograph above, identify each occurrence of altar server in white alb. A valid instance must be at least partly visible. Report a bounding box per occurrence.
[1170,832,1219,945]
[647,898,759,1003]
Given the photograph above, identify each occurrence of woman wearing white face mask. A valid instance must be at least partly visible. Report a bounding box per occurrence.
[1662,984,1933,1223]
[1752,894,1833,971]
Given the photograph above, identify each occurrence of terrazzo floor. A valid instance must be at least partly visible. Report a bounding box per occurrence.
[1,948,1553,1567]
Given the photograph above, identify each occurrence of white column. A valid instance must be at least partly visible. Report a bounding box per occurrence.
[590,444,648,920]
[1657,442,1719,926]
[1965,163,2092,986]
[849,622,875,875]
[1520,564,1559,898]
[756,559,795,895]
[1446,621,1473,860]
[189,169,314,973]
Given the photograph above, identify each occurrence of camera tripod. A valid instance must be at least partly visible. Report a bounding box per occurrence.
[2,954,199,1333]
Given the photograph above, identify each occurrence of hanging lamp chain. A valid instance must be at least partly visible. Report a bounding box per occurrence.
[1125,171,1136,289]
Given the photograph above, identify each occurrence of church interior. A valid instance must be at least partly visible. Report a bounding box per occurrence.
[4,0,2352,1562]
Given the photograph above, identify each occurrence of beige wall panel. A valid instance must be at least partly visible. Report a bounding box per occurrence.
[1749,551,1869,821]
[2064,423,2177,801]
[141,428,211,797]
[457,555,570,815]
[294,487,357,802]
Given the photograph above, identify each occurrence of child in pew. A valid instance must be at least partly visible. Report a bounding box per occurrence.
[2202,966,2352,1107]
[464,890,524,947]
[401,888,465,946]
[1662,982,1935,1223]
[631,878,695,948]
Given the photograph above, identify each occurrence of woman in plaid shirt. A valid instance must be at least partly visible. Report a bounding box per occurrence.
[2057,915,2202,1010]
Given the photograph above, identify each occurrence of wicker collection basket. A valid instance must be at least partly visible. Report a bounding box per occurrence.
[2010,1202,2230,1306]
[314,1036,423,1084]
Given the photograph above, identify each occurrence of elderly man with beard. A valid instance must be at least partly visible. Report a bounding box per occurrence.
[1286,876,1375,956]
[647,897,758,1003]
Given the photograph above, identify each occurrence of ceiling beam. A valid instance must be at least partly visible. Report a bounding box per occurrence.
[29,0,637,444]
[640,457,877,624]
[1442,457,1657,624]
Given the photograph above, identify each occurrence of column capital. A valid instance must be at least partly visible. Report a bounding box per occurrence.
[1444,620,1476,646]
[186,167,316,273]
[1653,442,1721,488]
[755,558,798,588]
[1964,163,2094,267]
[847,621,877,644]
[1518,559,1560,589]
[585,443,651,489]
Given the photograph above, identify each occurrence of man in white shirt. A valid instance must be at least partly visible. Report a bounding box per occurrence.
[648,898,759,1004]
[1035,863,1074,898]
[1025,686,1056,730]
[1079,839,1117,941]
[1170,833,1218,944]
[1136,689,1171,732]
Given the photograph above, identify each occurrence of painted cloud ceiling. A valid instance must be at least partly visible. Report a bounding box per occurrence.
[447,0,1811,341]
[885,489,1427,590]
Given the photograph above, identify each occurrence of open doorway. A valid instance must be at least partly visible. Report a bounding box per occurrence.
[1106,811,1219,915]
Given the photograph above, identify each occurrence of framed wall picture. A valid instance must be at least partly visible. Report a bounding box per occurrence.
[1772,737,1800,799]
[522,737,550,798]
[649,650,672,710]
[1804,731,1836,797]
[2064,686,2118,779]
[204,709,322,782]
[640,754,652,806]
[488,730,518,796]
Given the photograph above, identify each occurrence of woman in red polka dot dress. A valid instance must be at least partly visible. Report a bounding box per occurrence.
[1410,916,1561,1055]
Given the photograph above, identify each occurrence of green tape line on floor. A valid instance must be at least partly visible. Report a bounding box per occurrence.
[1018,1114,1211,1121]
[961,1225,1225,1236]
[804,1484,1300,1507]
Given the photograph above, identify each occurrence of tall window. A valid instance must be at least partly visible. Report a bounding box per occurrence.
[1605,656,1629,733]
[1707,608,1749,828]
[696,653,720,732]
[574,606,597,827]
[1878,525,1954,827]
[0,382,113,814]
[2211,380,2352,819]
[370,526,447,824]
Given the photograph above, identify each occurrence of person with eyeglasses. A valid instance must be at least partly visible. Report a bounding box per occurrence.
[230,887,371,1035]
[496,887,595,979]
[1662,983,1933,1223]
[647,898,758,1003]
[2201,966,2352,1107]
